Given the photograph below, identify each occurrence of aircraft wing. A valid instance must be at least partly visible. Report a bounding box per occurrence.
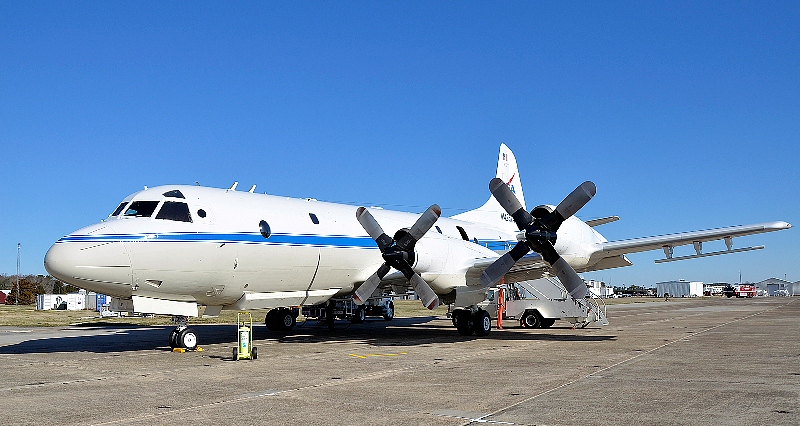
[467,252,551,286]
[589,221,791,264]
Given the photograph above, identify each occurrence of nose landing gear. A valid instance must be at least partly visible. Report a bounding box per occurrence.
[169,316,198,351]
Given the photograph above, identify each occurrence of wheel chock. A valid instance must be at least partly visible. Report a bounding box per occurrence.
[172,347,202,353]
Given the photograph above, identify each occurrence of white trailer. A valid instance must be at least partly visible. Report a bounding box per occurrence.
[656,280,703,298]
[477,277,608,329]
[36,293,86,311]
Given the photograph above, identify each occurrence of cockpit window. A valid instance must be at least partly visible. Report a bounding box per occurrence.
[156,201,193,223]
[123,201,160,218]
[162,190,185,199]
[111,202,128,216]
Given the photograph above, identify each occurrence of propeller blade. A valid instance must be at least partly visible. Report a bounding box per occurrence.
[479,242,530,287]
[526,237,587,299]
[542,181,596,231]
[396,204,441,250]
[356,207,393,251]
[410,273,440,310]
[551,257,588,299]
[353,263,391,305]
[489,178,533,230]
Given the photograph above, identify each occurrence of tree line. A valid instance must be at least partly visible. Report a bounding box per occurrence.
[0,274,80,305]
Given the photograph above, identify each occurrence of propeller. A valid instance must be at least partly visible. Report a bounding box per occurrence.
[481,178,595,299]
[353,205,442,310]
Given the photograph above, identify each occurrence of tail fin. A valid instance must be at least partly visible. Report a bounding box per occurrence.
[451,143,525,231]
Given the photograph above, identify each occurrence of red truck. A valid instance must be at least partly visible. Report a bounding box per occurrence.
[735,284,756,298]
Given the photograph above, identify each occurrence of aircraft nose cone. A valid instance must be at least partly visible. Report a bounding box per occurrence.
[44,242,78,284]
[44,226,133,296]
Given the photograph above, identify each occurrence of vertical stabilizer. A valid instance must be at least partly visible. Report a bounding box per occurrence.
[451,143,525,232]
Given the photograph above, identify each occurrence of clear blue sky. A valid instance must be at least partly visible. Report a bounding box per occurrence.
[1,2,797,286]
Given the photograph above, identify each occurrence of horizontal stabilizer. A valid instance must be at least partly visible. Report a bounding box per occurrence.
[585,216,619,227]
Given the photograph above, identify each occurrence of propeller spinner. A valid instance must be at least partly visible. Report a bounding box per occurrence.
[354,205,442,310]
[480,178,595,299]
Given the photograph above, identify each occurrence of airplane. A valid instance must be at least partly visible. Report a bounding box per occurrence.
[44,144,791,349]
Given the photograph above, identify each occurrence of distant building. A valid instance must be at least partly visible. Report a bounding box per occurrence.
[753,278,793,296]
[585,279,614,298]
[656,280,703,297]
[0,290,8,304]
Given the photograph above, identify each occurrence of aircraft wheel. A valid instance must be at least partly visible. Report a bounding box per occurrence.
[265,309,279,331]
[521,311,541,328]
[540,318,556,328]
[169,329,179,348]
[232,347,238,361]
[352,307,366,324]
[382,301,394,321]
[455,310,473,336]
[251,346,258,360]
[472,310,491,337]
[177,328,198,350]
[278,308,296,331]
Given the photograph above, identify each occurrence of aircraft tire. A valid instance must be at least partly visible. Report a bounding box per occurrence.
[177,328,198,350]
[265,310,280,331]
[169,329,179,348]
[251,346,258,360]
[232,347,238,361]
[455,310,473,336]
[382,302,394,321]
[278,308,296,331]
[472,310,491,337]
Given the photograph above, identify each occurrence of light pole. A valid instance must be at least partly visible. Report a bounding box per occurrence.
[16,243,20,306]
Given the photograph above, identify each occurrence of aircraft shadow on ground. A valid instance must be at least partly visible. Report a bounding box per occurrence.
[0,316,616,354]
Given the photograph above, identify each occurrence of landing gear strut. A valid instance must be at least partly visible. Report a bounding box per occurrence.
[169,316,198,350]
[452,308,491,337]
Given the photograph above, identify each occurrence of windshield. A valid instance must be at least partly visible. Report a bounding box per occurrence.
[156,201,192,223]
[111,202,128,216]
[123,201,160,218]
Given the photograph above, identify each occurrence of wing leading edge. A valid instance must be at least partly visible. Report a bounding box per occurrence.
[590,221,791,264]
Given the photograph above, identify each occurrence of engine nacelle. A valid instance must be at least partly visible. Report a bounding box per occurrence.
[413,234,498,294]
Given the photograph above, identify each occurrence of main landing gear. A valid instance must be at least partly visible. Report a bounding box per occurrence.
[265,307,297,332]
[169,316,198,350]
[451,308,491,337]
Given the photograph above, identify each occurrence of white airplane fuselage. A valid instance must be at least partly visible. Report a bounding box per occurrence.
[44,185,605,309]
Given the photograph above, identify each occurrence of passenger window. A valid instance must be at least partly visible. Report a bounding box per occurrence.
[123,201,160,218]
[111,202,128,216]
[259,220,271,238]
[309,213,320,224]
[156,202,193,222]
[162,190,185,199]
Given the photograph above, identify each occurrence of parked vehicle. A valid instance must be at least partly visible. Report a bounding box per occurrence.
[476,277,608,329]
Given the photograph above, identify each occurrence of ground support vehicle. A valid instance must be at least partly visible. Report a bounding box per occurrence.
[477,277,609,329]
[302,296,394,328]
[735,284,756,298]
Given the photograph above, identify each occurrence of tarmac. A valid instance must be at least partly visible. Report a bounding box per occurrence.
[0,297,798,426]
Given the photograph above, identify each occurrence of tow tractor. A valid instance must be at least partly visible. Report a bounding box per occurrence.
[477,277,609,329]
[302,295,394,329]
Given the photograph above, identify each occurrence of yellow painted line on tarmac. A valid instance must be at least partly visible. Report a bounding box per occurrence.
[349,352,407,359]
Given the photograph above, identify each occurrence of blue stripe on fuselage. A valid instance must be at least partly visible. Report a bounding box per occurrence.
[57,232,517,251]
